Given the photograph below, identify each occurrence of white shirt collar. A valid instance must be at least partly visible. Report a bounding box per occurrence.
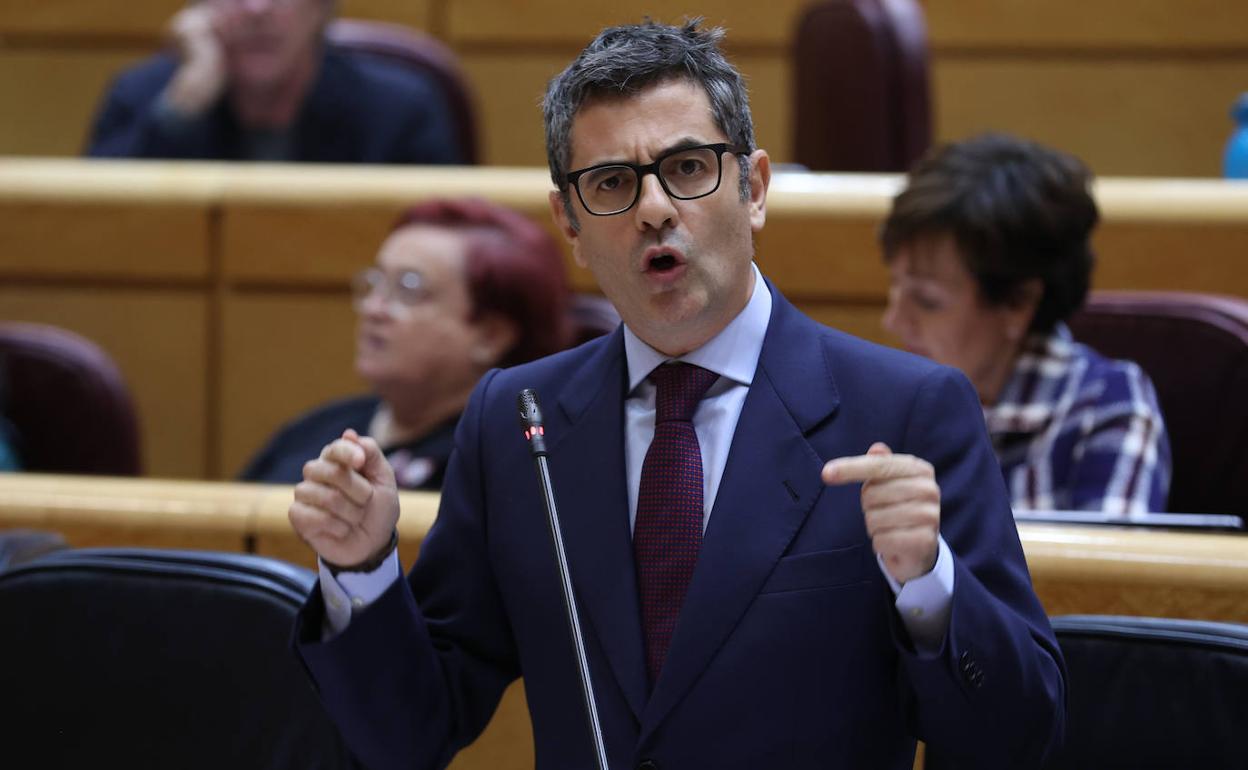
[623,262,772,392]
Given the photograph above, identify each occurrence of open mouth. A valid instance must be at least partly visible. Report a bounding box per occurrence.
[358,330,388,352]
[650,253,678,271]
[643,246,686,275]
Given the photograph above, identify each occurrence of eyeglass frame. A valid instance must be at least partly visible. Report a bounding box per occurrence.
[351,267,432,316]
[563,142,752,217]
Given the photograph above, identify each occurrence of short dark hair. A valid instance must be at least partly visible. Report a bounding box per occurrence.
[880,133,1098,334]
[542,18,755,221]
[391,198,571,366]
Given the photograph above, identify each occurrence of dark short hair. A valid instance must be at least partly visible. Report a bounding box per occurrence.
[391,198,571,366]
[542,18,755,220]
[880,133,1098,334]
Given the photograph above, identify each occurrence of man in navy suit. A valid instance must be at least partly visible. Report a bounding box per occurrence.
[290,19,1065,770]
[86,0,461,164]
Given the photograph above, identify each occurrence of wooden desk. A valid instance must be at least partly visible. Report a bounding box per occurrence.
[3,472,1246,770]
[3,473,1246,621]
[3,160,1248,479]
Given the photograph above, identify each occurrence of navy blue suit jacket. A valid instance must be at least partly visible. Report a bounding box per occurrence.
[296,285,1065,770]
[86,46,463,164]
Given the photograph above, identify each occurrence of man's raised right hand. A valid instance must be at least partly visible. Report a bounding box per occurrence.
[289,429,400,569]
[164,4,228,116]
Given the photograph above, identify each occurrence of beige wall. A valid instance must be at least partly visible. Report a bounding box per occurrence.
[1,1,1246,175]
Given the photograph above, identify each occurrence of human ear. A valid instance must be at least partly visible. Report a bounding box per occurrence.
[548,190,586,268]
[747,149,770,233]
[470,312,520,367]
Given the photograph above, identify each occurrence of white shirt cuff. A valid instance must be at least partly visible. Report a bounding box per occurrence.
[317,550,402,639]
[877,535,954,654]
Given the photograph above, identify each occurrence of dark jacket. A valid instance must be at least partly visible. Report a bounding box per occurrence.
[86,45,463,164]
[296,283,1066,770]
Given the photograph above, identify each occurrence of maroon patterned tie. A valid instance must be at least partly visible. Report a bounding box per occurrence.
[634,362,719,685]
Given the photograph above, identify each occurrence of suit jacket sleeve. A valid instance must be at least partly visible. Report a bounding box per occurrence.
[293,369,518,770]
[85,59,222,160]
[896,367,1067,768]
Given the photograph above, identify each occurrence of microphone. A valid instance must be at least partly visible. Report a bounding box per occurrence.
[516,389,610,770]
[517,388,548,456]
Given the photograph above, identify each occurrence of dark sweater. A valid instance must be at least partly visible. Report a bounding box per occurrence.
[240,394,457,491]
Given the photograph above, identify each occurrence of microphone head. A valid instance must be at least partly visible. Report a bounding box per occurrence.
[517,388,544,430]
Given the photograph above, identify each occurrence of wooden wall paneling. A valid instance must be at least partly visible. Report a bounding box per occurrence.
[9,0,1243,51]
[924,0,1248,48]
[338,0,433,32]
[0,0,434,38]
[218,291,363,478]
[220,204,392,284]
[458,51,577,168]
[444,0,811,46]
[0,287,210,478]
[0,49,156,158]
[754,207,890,300]
[801,301,892,347]
[0,159,215,280]
[1094,223,1248,295]
[0,0,174,37]
[1033,580,1248,622]
[216,166,562,281]
[735,53,791,164]
[215,164,592,287]
[0,201,209,279]
[1021,523,1248,622]
[931,56,1248,178]
[461,48,793,167]
[0,474,254,552]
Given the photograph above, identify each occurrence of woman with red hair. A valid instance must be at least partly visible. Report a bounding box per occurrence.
[242,197,573,489]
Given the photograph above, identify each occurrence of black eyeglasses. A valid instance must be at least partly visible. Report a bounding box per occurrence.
[564,142,751,216]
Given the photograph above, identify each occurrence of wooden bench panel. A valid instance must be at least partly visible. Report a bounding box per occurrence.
[0,0,171,37]
[3,474,1245,770]
[0,159,217,280]
[5,474,1246,622]
[220,292,363,478]
[6,0,1244,50]
[0,49,149,158]
[0,0,431,38]
[926,0,1248,48]
[460,50,792,168]
[444,0,810,46]
[5,160,1248,482]
[0,287,208,478]
[933,56,1248,178]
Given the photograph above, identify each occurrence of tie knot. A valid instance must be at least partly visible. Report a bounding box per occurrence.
[650,362,718,423]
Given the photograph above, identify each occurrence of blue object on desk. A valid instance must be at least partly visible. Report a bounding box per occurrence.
[1225,92,1248,178]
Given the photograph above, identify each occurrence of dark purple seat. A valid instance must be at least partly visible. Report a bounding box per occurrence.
[327,18,479,164]
[792,0,931,172]
[0,322,141,475]
[1069,291,1248,517]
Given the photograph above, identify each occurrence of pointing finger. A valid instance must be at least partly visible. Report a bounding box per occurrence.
[822,452,932,485]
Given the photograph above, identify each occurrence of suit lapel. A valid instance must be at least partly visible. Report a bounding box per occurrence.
[640,288,841,735]
[549,329,649,723]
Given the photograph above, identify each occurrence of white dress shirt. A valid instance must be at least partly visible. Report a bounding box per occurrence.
[321,263,953,650]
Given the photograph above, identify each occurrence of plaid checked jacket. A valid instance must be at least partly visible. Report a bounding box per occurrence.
[985,323,1171,516]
